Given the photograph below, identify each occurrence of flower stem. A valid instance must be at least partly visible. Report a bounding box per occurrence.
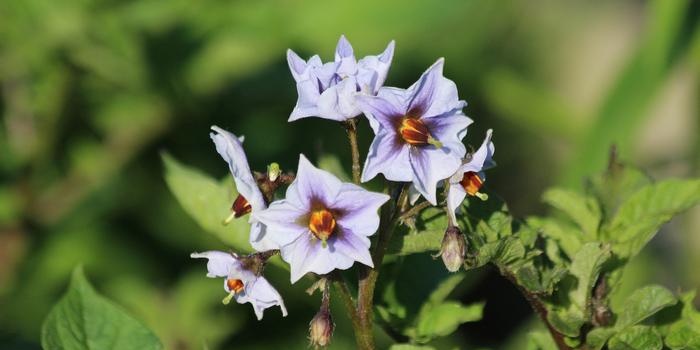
[398,200,432,223]
[344,118,362,185]
[355,184,407,349]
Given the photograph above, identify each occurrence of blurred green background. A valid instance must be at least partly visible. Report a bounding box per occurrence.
[1,0,698,349]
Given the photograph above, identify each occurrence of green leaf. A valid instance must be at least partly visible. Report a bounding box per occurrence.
[41,267,162,350]
[317,154,350,182]
[586,328,617,350]
[608,325,662,350]
[608,179,700,259]
[413,301,484,342]
[389,345,435,350]
[542,188,601,238]
[526,331,558,350]
[617,285,677,329]
[162,152,252,251]
[661,291,700,349]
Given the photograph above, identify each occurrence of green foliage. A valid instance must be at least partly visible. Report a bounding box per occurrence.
[162,152,252,251]
[41,267,162,350]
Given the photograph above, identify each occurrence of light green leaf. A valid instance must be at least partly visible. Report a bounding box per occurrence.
[617,285,677,329]
[608,325,662,350]
[526,331,558,350]
[586,328,617,350]
[542,188,601,238]
[317,154,350,182]
[41,267,162,350]
[661,291,700,349]
[608,179,700,258]
[162,153,252,251]
[414,301,484,342]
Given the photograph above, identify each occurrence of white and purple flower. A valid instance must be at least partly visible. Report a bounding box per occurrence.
[446,129,495,225]
[356,59,472,205]
[287,35,395,122]
[191,251,288,320]
[210,126,277,251]
[253,155,390,283]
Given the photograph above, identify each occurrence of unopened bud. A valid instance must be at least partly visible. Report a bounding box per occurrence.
[309,308,334,348]
[439,226,466,272]
[267,163,281,182]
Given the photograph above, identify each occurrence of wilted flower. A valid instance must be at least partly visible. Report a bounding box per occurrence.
[309,305,334,348]
[439,226,466,272]
[446,129,495,225]
[190,251,287,320]
[210,126,277,251]
[357,59,472,205]
[287,35,395,122]
[253,155,390,283]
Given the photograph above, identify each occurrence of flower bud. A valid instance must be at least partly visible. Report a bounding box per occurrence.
[309,308,334,348]
[439,226,466,272]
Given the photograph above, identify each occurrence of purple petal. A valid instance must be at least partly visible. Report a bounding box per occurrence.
[210,126,267,211]
[335,35,354,60]
[424,113,472,148]
[362,87,409,134]
[409,146,462,205]
[361,130,412,183]
[334,229,374,268]
[289,80,321,121]
[190,251,238,278]
[355,94,404,130]
[286,154,343,209]
[407,58,466,119]
[252,200,308,247]
[451,129,495,180]
[333,183,390,236]
[356,40,395,95]
[316,77,361,120]
[236,276,287,320]
[287,49,307,82]
[282,234,354,283]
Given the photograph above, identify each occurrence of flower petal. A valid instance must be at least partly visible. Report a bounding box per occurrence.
[333,183,389,236]
[450,129,496,182]
[190,251,239,278]
[406,58,466,119]
[355,94,404,131]
[361,130,412,183]
[446,185,467,225]
[289,80,321,121]
[357,40,395,95]
[287,154,344,209]
[316,77,361,120]
[236,276,288,320]
[409,146,462,205]
[210,126,266,211]
[249,221,280,251]
[252,200,308,247]
[334,229,374,268]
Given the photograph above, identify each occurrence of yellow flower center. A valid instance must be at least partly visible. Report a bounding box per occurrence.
[460,171,484,196]
[399,117,442,147]
[308,209,336,242]
[226,278,245,294]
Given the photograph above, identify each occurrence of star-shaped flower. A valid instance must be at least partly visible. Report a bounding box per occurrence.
[191,251,287,320]
[357,58,472,204]
[253,155,390,283]
[287,35,395,122]
[446,129,495,225]
[210,126,277,251]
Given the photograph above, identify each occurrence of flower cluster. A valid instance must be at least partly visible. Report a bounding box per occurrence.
[191,35,496,346]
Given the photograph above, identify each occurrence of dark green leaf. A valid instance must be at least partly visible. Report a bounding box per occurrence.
[41,267,162,350]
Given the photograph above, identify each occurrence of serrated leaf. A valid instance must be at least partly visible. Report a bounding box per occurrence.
[41,267,162,350]
[542,188,601,238]
[608,325,662,350]
[413,301,484,342]
[162,153,252,251]
[617,285,677,329]
[608,179,700,259]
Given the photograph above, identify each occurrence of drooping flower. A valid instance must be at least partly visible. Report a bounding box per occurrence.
[287,35,395,122]
[210,126,277,251]
[309,304,334,348]
[253,155,390,283]
[446,129,495,225]
[191,251,287,320]
[356,58,472,204]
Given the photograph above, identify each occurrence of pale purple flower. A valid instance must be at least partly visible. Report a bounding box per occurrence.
[210,126,277,251]
[191,251,288,320]
[287,35,395,122]
[446,129,495,225]
[356,59,472,205]
[253,155,390,283]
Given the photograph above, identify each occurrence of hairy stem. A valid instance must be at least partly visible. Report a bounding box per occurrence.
[398,200,432,223]
[355,184,407,349]
[344,118,362,184]
[332,275,361,332]
[500,269,572,350]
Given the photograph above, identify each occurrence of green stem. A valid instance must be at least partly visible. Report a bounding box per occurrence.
[344,118,362,185]
[355,184,407,349]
